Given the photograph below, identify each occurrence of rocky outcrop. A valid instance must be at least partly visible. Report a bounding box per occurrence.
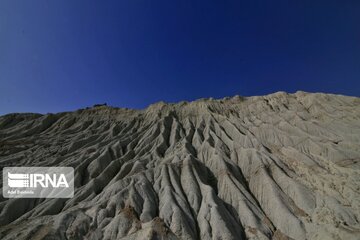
[0,91,359,239]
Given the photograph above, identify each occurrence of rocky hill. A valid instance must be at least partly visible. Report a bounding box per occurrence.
[0,91,359,240]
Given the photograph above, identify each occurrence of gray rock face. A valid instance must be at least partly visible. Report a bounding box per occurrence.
[0,91,359,240]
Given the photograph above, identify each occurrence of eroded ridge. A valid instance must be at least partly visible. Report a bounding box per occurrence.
[0,91,359,240]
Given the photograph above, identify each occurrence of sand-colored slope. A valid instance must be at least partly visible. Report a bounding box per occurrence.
[0,91,359,240]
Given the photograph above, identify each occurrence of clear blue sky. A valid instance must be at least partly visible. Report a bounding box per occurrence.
[1,1,359,115]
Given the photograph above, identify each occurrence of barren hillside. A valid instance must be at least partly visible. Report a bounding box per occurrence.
[0,91,359,240]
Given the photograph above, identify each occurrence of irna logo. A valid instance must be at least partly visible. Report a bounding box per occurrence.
[3,167,74,198]
[7,172,69,188]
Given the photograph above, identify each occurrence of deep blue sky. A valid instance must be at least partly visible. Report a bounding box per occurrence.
[1,1,359,115]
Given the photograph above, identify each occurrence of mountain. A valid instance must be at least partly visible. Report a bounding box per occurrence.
[0,91,359,240]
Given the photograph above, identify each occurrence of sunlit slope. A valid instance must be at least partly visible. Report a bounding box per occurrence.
[0,91,359,240]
